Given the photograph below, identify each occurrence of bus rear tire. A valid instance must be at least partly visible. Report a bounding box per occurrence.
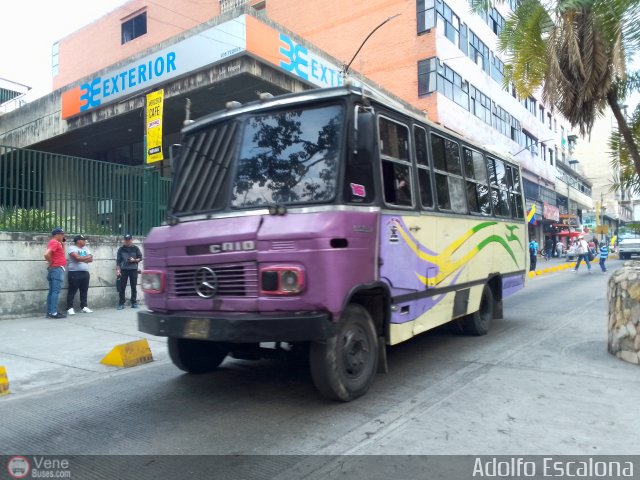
[168,337,229,373]
[461,285,494,336]
[309,304,379,402]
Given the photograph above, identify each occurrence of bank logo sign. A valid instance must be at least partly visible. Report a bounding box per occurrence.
[61,18,247,119]
[60,15,391,121]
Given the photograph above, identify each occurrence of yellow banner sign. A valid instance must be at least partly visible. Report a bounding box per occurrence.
[596,226,609,234]
[146,89,164,163]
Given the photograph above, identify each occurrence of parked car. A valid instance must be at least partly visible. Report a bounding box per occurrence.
[618,235,640,259]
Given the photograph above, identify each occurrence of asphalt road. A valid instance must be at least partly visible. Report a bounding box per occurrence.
[1,258,638,479]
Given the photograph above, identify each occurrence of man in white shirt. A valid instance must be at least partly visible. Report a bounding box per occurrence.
[66,235,94,314]
[572,235,592,273]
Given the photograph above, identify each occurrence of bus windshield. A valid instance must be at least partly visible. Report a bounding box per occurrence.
[230,104,344,208]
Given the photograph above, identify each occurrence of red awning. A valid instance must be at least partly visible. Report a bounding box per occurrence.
[557,231,581,237]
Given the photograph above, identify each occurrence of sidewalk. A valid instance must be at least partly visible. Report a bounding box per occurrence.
[0,307,168,396]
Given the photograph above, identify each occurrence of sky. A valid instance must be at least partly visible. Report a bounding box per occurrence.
[1,0,129,100]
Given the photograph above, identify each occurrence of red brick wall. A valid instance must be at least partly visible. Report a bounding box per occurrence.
[54,0,220,89]
[265,0,438,119]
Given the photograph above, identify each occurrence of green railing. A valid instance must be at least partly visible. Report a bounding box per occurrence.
[0,146,172,236]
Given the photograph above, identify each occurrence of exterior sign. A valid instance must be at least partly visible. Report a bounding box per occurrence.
[146,89,164,163]
[60,15,398,120]
[543,202,559,222]
[245,16,343,89]
[61,18,247,119]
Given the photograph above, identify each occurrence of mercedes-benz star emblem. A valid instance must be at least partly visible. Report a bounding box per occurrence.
[195,267,218,298]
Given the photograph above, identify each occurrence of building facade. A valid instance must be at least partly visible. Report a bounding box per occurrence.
[1,0,594,243]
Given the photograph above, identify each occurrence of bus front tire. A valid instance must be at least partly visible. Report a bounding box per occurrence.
[309,304,379,402]
[461,285,494,336]
[168,337,229,373]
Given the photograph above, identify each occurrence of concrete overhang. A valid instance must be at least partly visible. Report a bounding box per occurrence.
[3,56,308,158]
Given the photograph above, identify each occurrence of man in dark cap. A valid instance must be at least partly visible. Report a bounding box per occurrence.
[116,234,142,310]
[66,234,94,315]
[43,227,67,318]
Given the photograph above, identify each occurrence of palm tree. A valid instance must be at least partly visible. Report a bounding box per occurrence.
[479,0,640,179]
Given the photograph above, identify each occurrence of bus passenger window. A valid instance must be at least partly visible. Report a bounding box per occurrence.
[380,117,413,208]
[463,147,491,215]
[414,126,433,208]
[487,157,511,216]
[431,133,467,213]
[383,161,413,206]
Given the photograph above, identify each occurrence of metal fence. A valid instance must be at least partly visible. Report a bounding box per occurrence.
[0,146,172,236]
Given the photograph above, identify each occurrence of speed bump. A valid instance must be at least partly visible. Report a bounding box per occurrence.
[528,271,536,278]
[101,339,153,368]
[0,366,9,396]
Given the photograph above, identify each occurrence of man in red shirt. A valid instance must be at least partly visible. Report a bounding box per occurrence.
[43,227,67,318]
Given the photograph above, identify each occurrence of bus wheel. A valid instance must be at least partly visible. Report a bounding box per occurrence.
[309,304,379,402]
[461,285,494,336]
[168,338,229,373]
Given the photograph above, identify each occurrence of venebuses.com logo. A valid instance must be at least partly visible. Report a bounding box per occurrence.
[6,456,71,478]
[7,457,30,479]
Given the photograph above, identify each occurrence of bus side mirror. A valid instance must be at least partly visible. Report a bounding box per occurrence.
[353,110,375,161]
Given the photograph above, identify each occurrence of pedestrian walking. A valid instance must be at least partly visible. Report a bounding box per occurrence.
[529,239,539,271]
[116,234,143,310]
[555,240,565,258]
[66,234,94,315]
[43,227,67,318]
[599,243,609,272]
[572,235,592,273]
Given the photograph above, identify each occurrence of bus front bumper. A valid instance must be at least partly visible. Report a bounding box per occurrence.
[138,310,335,343]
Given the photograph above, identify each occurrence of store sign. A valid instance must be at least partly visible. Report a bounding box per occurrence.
[245,16,343,89]
[61,18,247,119]
[146,89,164,164]
[543,203,559,222]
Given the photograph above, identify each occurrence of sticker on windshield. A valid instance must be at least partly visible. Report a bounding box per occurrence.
[350,183,366,197]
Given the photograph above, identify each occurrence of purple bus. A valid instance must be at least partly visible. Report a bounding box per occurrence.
[138,86,527,401]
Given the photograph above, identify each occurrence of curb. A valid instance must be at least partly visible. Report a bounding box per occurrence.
[528,257,601,278]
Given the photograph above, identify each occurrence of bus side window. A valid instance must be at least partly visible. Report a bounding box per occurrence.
[414,125,434,209]
[507,165,524,219]
[431,133,467,213]
[462,146,491,215]
[487,157,511,216]
[379,117,413,207]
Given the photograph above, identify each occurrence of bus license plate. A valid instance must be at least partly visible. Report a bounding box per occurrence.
[184,319,210,339]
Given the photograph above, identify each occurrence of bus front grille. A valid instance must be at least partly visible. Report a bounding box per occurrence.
[170,263,258,297]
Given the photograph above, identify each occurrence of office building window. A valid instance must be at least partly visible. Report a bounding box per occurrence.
[418,58,438,95]
[549,148,554,166]
[493,103,521,142]
[470,85,491,125]
[547,112,552,129]
[468,31,490,73]
[490,54,505,85]
[436,62,469,110]
[523,131,537,155]
[524,96,536,116]
[489,7,505,35]
[122,11,147,44]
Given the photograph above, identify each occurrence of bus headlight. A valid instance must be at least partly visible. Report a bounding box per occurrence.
[141,271,165,293]
[260,266,305,295]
